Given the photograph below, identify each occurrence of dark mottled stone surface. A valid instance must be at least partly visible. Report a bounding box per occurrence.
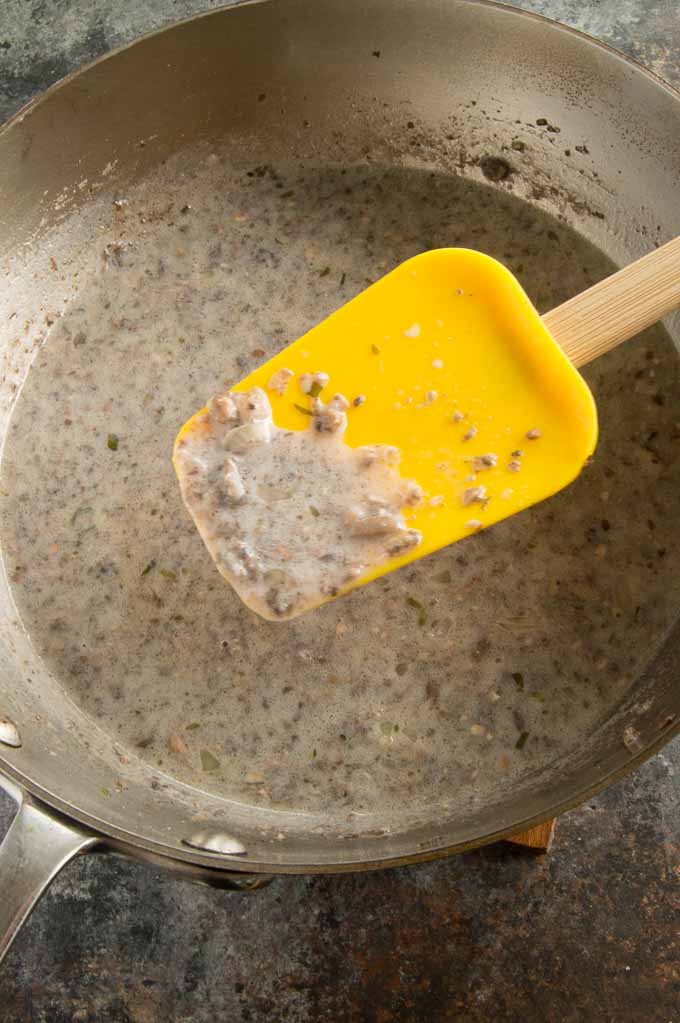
[1,2,679,1020]
[1,750,678,1021]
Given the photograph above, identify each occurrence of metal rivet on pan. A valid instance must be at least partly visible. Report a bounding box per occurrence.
[182,829,247,856]
[0,718,22,748]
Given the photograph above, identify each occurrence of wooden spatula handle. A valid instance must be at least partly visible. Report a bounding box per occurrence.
[542,235,680,368]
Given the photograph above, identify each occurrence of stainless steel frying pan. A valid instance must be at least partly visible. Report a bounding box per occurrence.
[1,0,678,963]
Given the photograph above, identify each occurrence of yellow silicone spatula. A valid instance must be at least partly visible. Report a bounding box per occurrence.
[174,237,680,619]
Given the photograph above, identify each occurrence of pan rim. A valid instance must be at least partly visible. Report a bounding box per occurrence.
[1,0,679,872]
[1,716,678,873]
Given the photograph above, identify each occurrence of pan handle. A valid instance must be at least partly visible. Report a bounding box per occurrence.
[0,791,97,965]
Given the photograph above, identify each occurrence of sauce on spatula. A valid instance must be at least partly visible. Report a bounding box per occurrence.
[174,384,423,620]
